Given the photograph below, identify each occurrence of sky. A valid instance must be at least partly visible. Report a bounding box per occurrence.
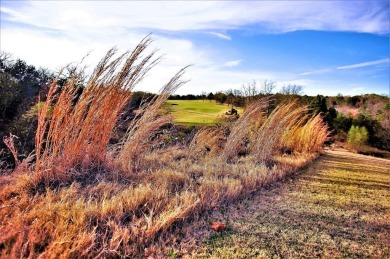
[0,0,389,96]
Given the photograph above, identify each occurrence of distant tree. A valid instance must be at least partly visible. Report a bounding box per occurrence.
[186,94,196,100]
[332,113,352,134]
[280,84,303,95]
[336,93,344,103]
[260,80,276,95]
[346,95,361,107]
[225,89,235,108]
[310,95,328,115]
[129,91,156,109]
[324,107,337,128]
[207,92,214,102]
[347,126,369,146]
[201,91,207,101]
[215,92,227,104]
[242,80,258,97]
[0,72,22,120]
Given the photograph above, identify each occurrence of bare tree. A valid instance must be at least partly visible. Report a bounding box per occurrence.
[241,80,259,98]
[241,80,257,106]
[260,80,276,95]
[280,84,303,95]
[201,91,207,101]
[0,52,13,70]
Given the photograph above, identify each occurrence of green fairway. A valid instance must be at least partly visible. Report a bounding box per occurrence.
[164,100,244,125]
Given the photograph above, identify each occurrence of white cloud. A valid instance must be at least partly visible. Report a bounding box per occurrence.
[223,60,241,67]
[209,32,231,40]
[300,68,332,76]
[1,1,388,34]
[0,6,27,21]
[337,59,389,70]
[1,1,388,95]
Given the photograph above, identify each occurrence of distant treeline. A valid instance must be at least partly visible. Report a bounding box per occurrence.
[133,89,390,151]
[1,54,389,167]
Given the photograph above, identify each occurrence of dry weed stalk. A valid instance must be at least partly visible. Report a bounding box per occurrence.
[3,133,20,166]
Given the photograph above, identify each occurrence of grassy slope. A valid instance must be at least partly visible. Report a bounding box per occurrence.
[164,100,244,125]
[193,148,390,258]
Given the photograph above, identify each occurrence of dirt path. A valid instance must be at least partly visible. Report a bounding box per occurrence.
[192,149,390,258]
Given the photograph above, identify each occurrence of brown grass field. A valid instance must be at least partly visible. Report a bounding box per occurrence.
[190,148,390,258]
[0,38,331,258]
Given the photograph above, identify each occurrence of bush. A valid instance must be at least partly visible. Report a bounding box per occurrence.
[347,125,369,146]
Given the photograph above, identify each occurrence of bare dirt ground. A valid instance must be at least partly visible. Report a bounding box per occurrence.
[188,148,390,258]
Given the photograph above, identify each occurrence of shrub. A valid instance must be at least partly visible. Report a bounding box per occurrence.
[347,125,369,146]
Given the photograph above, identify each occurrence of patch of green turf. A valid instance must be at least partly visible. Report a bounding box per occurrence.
[164,100,243,125]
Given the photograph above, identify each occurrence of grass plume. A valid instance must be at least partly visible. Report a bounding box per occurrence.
[35,36,158,177]
[253,100,308,163]
[222,97,270,162]
[119,66,190,172]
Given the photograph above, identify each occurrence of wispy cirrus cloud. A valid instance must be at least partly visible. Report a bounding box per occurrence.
[209,32,231,40]
[300,68,332,76]
[1,1,388,34]
[337,59,389,70]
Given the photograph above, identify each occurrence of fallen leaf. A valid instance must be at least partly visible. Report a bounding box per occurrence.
[210,222,226,232]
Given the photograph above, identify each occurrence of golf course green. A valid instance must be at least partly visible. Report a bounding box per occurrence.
[164,100,244,125]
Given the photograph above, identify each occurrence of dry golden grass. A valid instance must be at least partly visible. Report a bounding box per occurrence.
[281,113,329,154]
[253,101,308,163]
[221,98,269,162]
[0,37,329,257]
[119,66,189,172]
[35,36,158,177]
[189,127,226,157]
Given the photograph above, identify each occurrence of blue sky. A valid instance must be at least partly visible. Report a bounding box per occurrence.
[0,0,389,96]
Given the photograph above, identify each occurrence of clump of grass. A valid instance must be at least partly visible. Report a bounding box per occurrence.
[252,101,308,163]
[281,113,329,154]
[35,36,158,178]
[119,66,189,172]
[221,98,270,162]
[189,127,225,157]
